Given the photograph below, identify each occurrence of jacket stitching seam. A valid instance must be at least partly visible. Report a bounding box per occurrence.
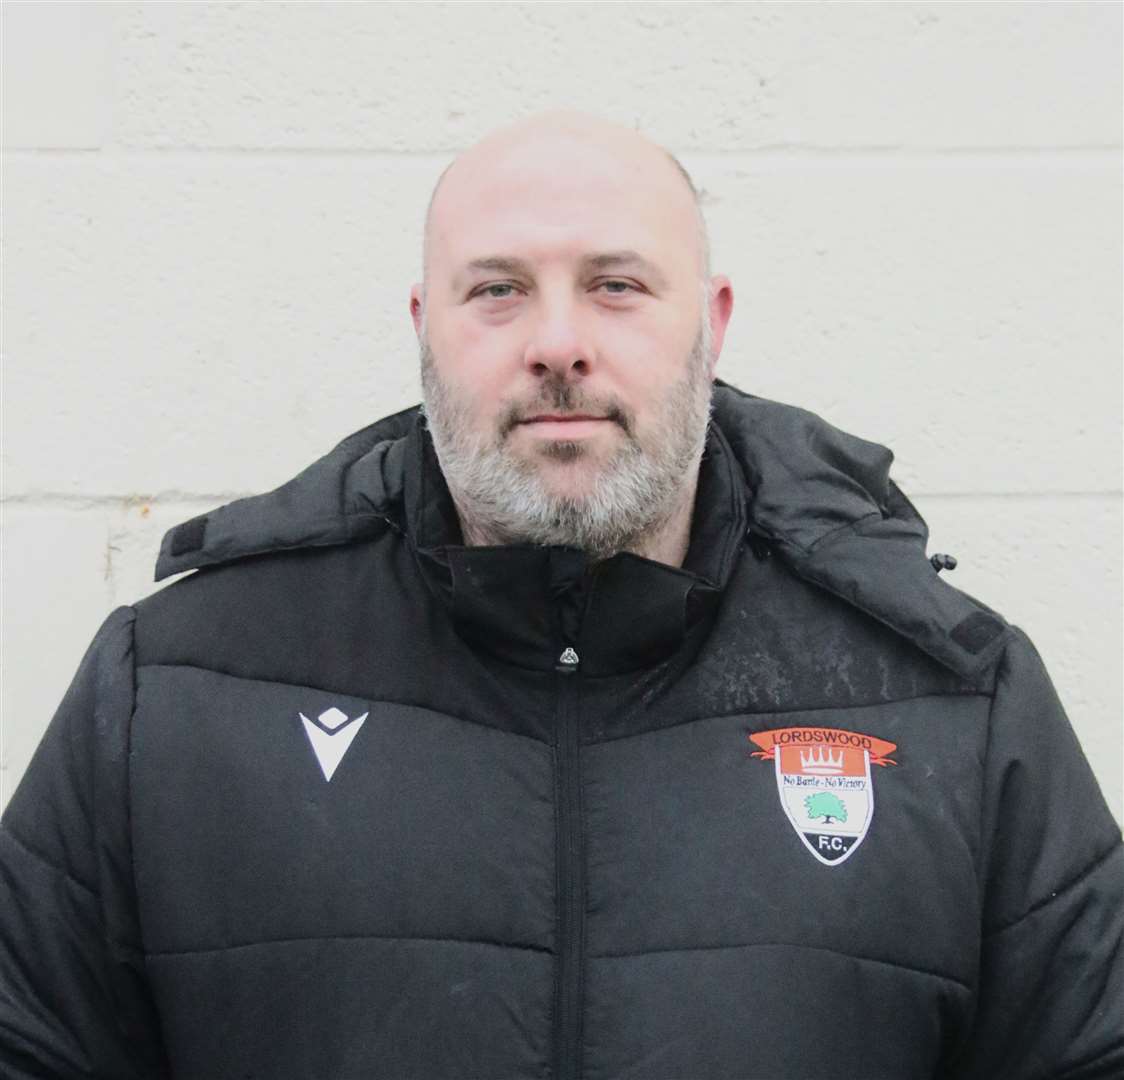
[136,660,991,751]
[124,606,146,960]
[135,662,991,749]
[590,939,970,993]
[338,444,363,518]
[983,838,1122,939]
[145,932,553,959]
[803,510,886,556]
[1053,1045,1124,1080]
[134,662,552,747]
[0,821,99,900]
[975,647,1003,928]
[937,658,1002,1069]
[588,690,992,747]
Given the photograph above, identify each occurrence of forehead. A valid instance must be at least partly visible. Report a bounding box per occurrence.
[429,135,699,287]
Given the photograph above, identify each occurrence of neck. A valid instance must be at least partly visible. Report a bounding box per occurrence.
[453,471,700,570]
[620,472,698,567]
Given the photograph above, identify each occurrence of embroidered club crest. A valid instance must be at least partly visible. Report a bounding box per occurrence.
[749,727,898,866]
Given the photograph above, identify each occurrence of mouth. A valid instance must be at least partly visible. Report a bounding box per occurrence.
[516,414,616,439]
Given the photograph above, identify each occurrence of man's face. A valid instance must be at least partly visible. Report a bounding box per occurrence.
[413,127,730,557]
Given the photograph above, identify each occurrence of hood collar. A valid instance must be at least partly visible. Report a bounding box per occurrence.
[156,382,1012,678]
[400,409,748,674]
[709,383,1011,675]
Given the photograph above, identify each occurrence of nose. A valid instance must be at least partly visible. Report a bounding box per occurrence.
[522,300,592,380]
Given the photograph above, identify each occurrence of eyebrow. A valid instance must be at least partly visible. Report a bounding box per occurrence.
[456,250,668,290]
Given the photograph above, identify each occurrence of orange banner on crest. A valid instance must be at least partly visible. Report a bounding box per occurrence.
[749,726,898,767]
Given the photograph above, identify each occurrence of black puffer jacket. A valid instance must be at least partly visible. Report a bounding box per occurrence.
[2,383,1121,1079]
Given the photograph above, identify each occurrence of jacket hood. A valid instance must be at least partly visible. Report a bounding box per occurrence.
[155,381,1011,678]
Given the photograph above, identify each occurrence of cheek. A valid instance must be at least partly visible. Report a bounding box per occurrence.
[430,348,510,433]
[615,350,685,407]
[611,316,689,377]
[433,313,513,385]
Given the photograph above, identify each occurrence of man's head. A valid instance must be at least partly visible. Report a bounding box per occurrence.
[409,110,734,560]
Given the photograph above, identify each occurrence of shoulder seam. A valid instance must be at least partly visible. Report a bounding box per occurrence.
[0,820,98,900]
[973,634,1007,903]
[0,821,148,960]
[135,661,552,747]
[123,604,144,953]
[590,689,991,746]
[983,838,1123,939]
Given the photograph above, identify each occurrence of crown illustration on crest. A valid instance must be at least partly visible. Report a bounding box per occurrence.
[800,747,845,775]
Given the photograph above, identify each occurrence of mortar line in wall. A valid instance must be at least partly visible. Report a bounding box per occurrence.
[2,490,1121,507]
[906,491,1123,501]
[2,146,1120,165]
[1,493,250,507]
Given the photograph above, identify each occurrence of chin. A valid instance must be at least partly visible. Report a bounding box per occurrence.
[535,440,588,465]
[533,460,606,502]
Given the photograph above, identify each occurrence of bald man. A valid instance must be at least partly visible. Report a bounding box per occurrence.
[2,111,1121,1080]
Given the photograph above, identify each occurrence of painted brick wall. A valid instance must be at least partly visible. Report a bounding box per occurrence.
[2,2,1121,822]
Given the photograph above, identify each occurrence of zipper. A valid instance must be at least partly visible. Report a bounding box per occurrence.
[553,644,583,1080]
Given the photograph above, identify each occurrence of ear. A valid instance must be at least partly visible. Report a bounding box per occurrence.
[706,275,734,379]
[409,283,425,337]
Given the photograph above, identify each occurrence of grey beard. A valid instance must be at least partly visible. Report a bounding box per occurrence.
[418,325,714,561]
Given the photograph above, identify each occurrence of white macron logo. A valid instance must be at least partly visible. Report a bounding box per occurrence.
[300,706,368,782]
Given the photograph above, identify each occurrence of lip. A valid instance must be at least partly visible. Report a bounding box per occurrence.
[521,414,605,423]
[517,415,614,439]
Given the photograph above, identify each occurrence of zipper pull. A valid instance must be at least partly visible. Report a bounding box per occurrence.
[556,646,580,674]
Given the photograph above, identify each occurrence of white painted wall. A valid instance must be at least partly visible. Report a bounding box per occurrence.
[2,1,1121,822]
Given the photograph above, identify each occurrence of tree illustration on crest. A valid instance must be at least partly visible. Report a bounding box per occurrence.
[805,791,848,825]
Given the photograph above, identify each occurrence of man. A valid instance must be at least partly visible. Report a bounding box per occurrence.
[1,110,1120,1079]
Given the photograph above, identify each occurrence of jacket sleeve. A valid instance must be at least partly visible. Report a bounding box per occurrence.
[0,607,170,1079]
[944,626,1124,1080]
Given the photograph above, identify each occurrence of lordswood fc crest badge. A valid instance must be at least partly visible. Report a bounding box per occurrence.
[749,727,898,867]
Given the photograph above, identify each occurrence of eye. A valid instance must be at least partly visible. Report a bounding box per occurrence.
[596,280,638,295]
[474,283,520,300]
